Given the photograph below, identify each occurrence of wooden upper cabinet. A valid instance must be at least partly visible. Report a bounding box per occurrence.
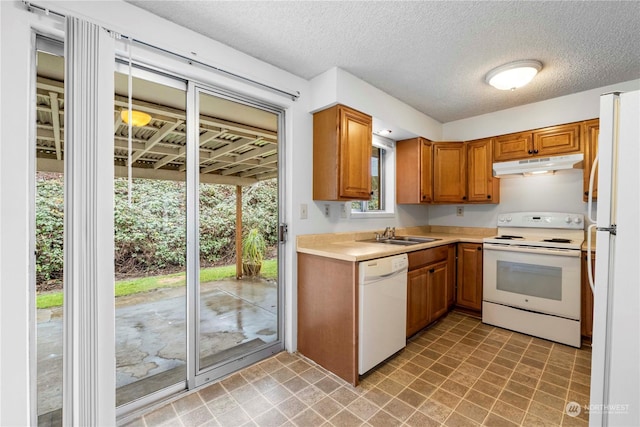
[396,137,433,204]
[433,142,466,203]
[493,132,533,162]
[467,138,499,203]
[313,104,372,201]
[494,123,581,162]
[533,123,581,156]
[583,119,599,201]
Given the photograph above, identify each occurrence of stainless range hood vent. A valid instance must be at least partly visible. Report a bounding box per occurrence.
[493,153,584,177]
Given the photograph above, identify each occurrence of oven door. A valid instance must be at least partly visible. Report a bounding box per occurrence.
[483,244,581,319]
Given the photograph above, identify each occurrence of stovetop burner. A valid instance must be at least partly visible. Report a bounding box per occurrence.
[484,212,584,250]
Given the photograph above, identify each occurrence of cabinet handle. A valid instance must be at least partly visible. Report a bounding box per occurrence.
[584,191,589,196]
[462,196,467,200]
[487,195,491,199]
[429,268,435,273]
[528,150,533,154]
[534,149,539,154]
[477,247,482,251]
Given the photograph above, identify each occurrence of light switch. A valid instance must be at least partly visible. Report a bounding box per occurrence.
[300,203,308,219]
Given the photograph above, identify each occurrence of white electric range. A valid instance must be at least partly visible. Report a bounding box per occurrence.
[482,212,585,347]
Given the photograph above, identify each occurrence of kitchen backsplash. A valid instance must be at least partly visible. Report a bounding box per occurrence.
[428,169,592,228]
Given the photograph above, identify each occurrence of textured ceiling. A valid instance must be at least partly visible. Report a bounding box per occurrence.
[126,1,640,123]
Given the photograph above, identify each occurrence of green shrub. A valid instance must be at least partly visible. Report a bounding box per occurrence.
[36,174,278,290]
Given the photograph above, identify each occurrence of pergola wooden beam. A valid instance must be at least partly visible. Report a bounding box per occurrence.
[236,185,243,279]
[130,120,183,163]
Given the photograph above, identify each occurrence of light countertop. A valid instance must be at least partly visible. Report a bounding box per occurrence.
[297,226,496,262]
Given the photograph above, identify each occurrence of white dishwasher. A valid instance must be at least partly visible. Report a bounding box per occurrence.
[358,253,408,374]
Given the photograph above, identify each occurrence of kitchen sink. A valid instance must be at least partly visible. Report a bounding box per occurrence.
[360,236,441,246]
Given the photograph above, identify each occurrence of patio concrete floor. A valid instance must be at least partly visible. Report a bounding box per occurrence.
[36,277,278,419]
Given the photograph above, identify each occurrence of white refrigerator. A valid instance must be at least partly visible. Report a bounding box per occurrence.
[587,90,640,426]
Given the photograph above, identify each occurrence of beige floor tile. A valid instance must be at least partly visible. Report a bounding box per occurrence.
[137,313,593,427]
[404,410,440,427]
[505,379,535,399]
[484,412,520,427]
[444,411,480,427]
[455,399,488,424]
[253,408,288,427]
[527,400,563,424]
[465,389,496,409]
[382,397,415,421]
[431,388,462,409]
[363,387,393,407]
[367,409,403,427]
[418,399,452,423]
[311,396,342,420]
[491,400,526,424]
[498,390,530,411]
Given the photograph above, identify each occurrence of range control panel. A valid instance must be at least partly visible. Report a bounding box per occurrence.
[497,212,584,229]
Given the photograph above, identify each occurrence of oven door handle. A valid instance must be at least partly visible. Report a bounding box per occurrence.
[483,244,581,257]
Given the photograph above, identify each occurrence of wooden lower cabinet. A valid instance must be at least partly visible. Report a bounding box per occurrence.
[407,267,429,336]
[581,251,596,340]
[297,253,359,385]
[406,245,455,337]
[456,243,483,312]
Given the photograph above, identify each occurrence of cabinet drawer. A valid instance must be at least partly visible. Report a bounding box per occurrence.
[408,245,449,270]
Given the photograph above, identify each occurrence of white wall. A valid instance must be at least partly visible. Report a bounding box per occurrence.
[428,170,587,227]
[310,67,442,141]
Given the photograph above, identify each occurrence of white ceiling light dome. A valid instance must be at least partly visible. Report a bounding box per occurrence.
[486,60,543,91]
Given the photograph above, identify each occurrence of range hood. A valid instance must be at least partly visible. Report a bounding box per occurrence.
[493,153,584,177]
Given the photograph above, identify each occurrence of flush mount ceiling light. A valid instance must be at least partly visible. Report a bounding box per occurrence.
[121,110,152,127]
[485,60,543,91]
[377,129,392,136]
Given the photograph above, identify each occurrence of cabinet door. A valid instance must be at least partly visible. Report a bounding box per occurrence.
[583,119,599,202]
[533,123,581,156]
[494,132,533,161]
[420,140,433,203]
[433,142,466,202]
[467,138,499,203]
[396,138,432,204]
[407,267,429,337]
[456,243,483,312]
[581,251,595,339]
[339,107,372,199]
[427,261,449,322]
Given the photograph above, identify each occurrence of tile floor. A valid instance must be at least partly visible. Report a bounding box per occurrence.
[124,312,592,426]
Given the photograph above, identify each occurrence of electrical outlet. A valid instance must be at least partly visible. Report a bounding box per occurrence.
[324,204,330,217]
[300,203,308,219]
[456,206,464,217]
[340,203,348,219]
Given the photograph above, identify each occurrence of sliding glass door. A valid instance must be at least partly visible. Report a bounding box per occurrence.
[33,37,285,419]
[110,71,284,408]
[113,66,188,408]
[193,87,282,385]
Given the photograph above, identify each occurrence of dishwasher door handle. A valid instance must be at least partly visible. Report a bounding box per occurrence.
[362,268,407,284]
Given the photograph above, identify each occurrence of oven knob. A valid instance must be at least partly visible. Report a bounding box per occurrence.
[506,216,512,222]
[565,216,572,224]
[573,217,582,224]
